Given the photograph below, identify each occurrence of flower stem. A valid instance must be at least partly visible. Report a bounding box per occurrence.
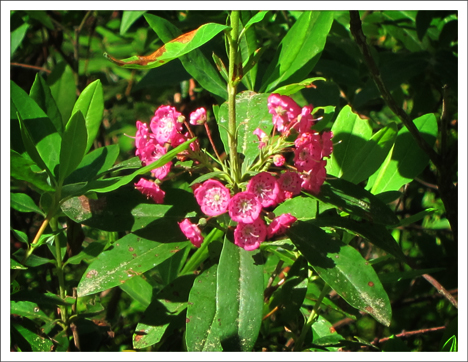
[50,216,69,325]
[227,10,241,188]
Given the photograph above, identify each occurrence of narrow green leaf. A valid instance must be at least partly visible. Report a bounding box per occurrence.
[60,138,195,199]
[106,22,230,70]
[288,221,392,326]
[368,113,438,194]
[326,105,373,177]
[119,275,153,308]
[25,10,55,30]
[11,258,27,270]
[63,240,107,266]
[311,178,399,226]
[186,264,220,351]
[378,267,445,284]
[12,81,62,178]
[10,300,52,322]
[59,110,88,183]
[71,79,104,153]
[243,11,269,32]
[144,14,227,99]
[310,216,406,262]
[64,144,120,185]
[239,11,260,91]
[261,11,334,92]
[395,208,436,228]
[10,192,44,216]
[11,322,54,352]
[11,22,29,57]
[342,123,398,184]
[120,11,147,35]
[77,233,190,297]
[218,92,273,172]
[47,61,76,125]
[273,77,326,96]
[30,73,63,134]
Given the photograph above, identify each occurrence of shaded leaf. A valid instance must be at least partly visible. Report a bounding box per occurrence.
[288,221,392,326]
[59,110,88,183]
[120,11,147,35]
[10,300,52,322]
[47,61,76,125]
[10,149,55,192]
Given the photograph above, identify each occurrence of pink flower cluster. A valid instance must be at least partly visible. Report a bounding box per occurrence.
[192,173,297,251]
[133,105,205,204]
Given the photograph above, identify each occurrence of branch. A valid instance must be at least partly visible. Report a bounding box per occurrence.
[372,326,446,345]
[422,273,458,309]
[10,62,51,74]
[348,11,441,169]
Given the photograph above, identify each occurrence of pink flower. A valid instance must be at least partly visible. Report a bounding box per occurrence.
[278,171,302,199]
[134,121,154,150]
[268,93,301,133]
[228,191,262,223]
[135,178,165,204]
[246,172,280,208]
[234,218,267,251]
[178,219,204,247]
[294,138,322,172]
[301,160,327,194]
[293,105,314,133]
[138,142,172,180]
[171,132,188,148]
[267,213,297,239]
[321,131,333,158]
[253,128,268,149]
[194,179,231,217]
[150,105,183,145]
[272,154,285,167]
[189,107,207,125]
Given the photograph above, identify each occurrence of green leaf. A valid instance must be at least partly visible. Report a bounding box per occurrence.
[12,81,62,178]
[11,322,54,352]
[25,10,55,30]
[144,14,227,99]
[218,92,273,172]
[215,236,264,351]
[29,73,63,134]
[47,61,76,125]
[70,79,104,153]
[59,110,88,183]
[13,249,55,267]
[10,192,44,216]
[133,275,195,349]
[368,113,438,194]
[10,149,54,192]
[326,105,373,178]
[310,216,406,262]
[395,208,436,228]
[288,221,392,326]
[311,178,399,225]
[60,138,195,198]
[63,239,107,266]
[243,11,269,32]
[310,315,345,351]
[11,258,27,270]
[10,300,52,322]
[120,11,147,35]
[341,123,398,184]
[239,11,260,91]
[273,77,326,96]
[11,22,29,57]
[77,233,191,297]
[106,21,230,70]
[119,275,153,308]
[261,11,334,92]
[64,144,120,185]
[186,264,220,351]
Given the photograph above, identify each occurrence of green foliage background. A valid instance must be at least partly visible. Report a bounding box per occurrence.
[9,9,458,352]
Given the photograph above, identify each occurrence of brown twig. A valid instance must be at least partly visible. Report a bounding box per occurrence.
[372,326,446,345]
[421,273,458,309]
[348,11,441,169]
[10,62,51,74]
